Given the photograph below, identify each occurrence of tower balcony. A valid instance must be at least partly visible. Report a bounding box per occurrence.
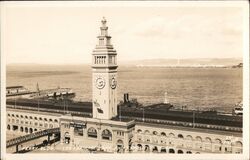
[93,47,117,54]
[91,64,118,70]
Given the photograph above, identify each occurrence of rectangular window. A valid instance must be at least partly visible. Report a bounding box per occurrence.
[103,56,106,64]
[74,127,83,136]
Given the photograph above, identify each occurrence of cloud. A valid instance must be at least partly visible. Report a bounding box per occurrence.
[121,12,242,41]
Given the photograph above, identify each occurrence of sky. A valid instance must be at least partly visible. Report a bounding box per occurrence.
[2,2,246,64]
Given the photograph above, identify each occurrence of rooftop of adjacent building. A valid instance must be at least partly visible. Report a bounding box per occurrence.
[60,114,135,127]
[136,121,242,137]
[6,86,25,89]
[6,99,242,133]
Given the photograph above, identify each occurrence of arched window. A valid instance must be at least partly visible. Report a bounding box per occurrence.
[169,148,175,154]
[137,129,142,134]
[177,134,184,147]
[137,144,143,151]
[186,135,193,148]
[205,137,212,151]
[160,147,167,153]
[234,141,242,147]
[102,129,112,140]
[178,134,184,138]
[161,132,166,137]
[215,138,222,144]
[145,145,150,152]
[29,128,33,134]
[34,117,38,120]
[25,116,28,119]
[39,117,43,121]
[178,150,184,154]
[87,127,97,138]
[144,130,150,134]
[29,116,32,119]
[7,114,10,117]
[233,141,242,154]
[169,133,175,138]
[214,138,222,152]
[25,127,28,133]
[205,137,212,142]
[195,136,202,141]
[54,119,58,123]
[186,135,193,141]
[195,136,202,150]
[49,119,53,122]
[153,131,158,135]
[168,133,175,146]
[117,139,124,152]
[44,118,47,121]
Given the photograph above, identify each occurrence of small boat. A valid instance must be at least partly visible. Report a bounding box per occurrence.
[6,85,76,100]
[6,86,35,99]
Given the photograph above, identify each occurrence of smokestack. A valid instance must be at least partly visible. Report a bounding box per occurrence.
[124,93,129,103]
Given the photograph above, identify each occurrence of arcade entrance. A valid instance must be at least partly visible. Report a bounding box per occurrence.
[116,139,124,153]
[64,132,70,144]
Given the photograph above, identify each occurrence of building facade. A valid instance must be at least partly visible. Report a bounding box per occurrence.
[6,108,60,135]
[133,123,242,154]
[6,18,243,154]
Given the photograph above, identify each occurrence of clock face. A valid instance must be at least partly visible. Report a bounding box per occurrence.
[95,76,105,89]
[110,76,117,89]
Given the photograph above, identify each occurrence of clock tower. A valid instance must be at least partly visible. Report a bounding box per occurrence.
[92,17,118,120]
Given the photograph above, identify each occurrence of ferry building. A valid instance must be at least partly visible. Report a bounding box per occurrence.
[58,18,242,153]
[60,17,135,152]
[6,18,243,154]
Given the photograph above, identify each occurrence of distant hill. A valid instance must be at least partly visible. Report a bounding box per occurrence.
[120,58,243,67]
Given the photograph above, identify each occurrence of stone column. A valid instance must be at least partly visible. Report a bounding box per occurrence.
[202,142,206,152]
[124,131,129,153]
[69,126,74,146]
[112,130,116,152]
[211,143,215,153]
[60,128,64,144]
[97,124,102,149]
[221,144,225,153]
